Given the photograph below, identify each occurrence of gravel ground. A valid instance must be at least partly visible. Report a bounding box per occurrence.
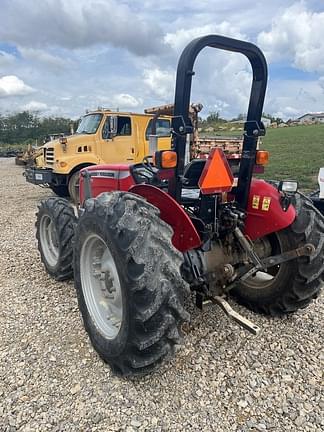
[0,158,323,432]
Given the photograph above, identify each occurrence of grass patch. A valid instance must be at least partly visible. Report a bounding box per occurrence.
[203,124,324,190]
[260,124,324,190]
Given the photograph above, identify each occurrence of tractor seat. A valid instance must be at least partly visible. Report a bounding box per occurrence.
[180,159,205,205]
[183,159,206,187]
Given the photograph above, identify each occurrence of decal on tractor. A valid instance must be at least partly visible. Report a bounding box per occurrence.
[262,196,271,211]
[252,195,260,209]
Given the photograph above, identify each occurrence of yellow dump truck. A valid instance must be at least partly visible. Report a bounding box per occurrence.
[25,109,172,201]
[25,105,246,201]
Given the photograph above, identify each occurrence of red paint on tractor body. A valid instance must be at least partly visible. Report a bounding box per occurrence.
[129,184,201,252]
[80,165,295,248]
[80,166,201,252]
[244,179,296,240]
[79,164,135,203]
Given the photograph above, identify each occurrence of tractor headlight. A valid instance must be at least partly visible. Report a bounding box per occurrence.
[278,180,298,194]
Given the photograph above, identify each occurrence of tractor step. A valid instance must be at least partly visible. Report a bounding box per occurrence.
[206,296,261,335]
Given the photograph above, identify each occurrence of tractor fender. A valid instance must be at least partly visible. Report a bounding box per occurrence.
[129,184,201,252]
[244,179,296,240]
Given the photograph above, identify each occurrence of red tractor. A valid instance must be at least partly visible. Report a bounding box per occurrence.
[35,35,324,377]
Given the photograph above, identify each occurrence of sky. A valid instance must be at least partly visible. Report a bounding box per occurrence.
[0,0,324,120]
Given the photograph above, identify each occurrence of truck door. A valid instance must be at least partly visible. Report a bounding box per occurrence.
[99,116,135,164]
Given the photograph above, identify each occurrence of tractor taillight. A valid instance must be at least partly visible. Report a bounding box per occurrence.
[256,150,269,165]
[198,148,234,194]
[154,150,177,169]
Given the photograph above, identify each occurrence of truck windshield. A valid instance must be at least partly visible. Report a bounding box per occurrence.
[76,114,103,134]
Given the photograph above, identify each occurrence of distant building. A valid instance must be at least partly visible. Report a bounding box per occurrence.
[230,117,271,127]
[261,117,271,127]
[297,113,324,124]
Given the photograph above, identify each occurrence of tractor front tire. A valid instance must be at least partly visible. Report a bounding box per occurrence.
[73,192,189,377]
[233,195,324,315]
[36,197,76,281]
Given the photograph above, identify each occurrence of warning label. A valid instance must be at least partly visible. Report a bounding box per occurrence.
[262,197,271,211]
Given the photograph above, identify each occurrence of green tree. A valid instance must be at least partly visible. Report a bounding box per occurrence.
[0,111,77,146]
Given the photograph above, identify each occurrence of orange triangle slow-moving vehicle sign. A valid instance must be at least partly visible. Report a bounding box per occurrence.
[198,147,234,194]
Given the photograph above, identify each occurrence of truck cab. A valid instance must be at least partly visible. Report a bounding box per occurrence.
[26,109,172,201]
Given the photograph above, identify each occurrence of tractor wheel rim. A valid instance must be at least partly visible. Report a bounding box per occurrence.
[39,214,59,267]
[80,234,123,340]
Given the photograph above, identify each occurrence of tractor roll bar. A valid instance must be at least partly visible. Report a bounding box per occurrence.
[169,34,268,210]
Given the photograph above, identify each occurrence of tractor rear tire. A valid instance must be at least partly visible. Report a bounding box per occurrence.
[36,197,76,281]
[232,195,324,315]
[73,192,189,377]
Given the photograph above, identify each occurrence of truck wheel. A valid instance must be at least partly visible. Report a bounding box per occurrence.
[73,192,189,377]
[50,184,69,197]
[232,195,324,315]
[36,197,76,281]
[68,171,80,203]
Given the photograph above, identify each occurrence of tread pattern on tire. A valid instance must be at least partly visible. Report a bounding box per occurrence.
[75,192,190,376]
[235,195,324,315]
[36,197,76,281]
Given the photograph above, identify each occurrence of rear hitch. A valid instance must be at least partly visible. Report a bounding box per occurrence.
[206,244,315,336]
[225,242,316,291]
[206,295,261,335]
[261,243,315,267]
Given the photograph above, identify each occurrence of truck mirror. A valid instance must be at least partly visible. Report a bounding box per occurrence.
[148,135,158,155]
[108,116,118,139]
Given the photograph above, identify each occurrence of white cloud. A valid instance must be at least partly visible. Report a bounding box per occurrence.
[111,93,143,109]
[0,0,164,56]
[22,100,48,111]
[94,93,143,110]
[161,23,253,117]
[258,3,324,73]
[0,75,34,97]
[213,99,230,111]
[0,51,16,67]
[18,47,71,70]
[164,23,245,52]
[143,68,175,100]
[0,1,322,120]
[264,77,324,120]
